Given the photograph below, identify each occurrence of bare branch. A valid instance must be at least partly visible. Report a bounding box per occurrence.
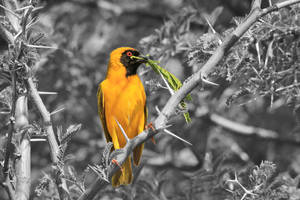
[209,113,278,138]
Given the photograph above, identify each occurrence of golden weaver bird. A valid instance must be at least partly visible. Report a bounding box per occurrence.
[97,47,148,187]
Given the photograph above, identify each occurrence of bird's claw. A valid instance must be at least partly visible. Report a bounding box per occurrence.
[145,122,156,132]
[111,159,123,172]
[145,122,156,144]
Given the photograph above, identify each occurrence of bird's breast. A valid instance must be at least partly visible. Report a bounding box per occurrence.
[101,75,146,139]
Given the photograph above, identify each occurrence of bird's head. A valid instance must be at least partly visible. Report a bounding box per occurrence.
[108,47,147,77]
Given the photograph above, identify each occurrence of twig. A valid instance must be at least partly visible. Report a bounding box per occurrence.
[226,172,258,200]
[275,82,300,92]
[78,1,300,199]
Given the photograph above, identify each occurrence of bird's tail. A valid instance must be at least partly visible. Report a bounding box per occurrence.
[112,156,132,187]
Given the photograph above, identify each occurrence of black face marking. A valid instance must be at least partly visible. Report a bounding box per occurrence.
[120,50,145,77]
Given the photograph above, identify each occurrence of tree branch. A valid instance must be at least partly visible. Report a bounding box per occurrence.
[209,113,278,138]
[14,95,30,200]
[27,78,59,162]
[3,69,17,180]
[78,0,300,199]
[209,113,300,146]
[27,77,69,200]
[0,1,70,199]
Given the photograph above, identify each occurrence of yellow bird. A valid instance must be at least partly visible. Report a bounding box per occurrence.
[97,47,147,187]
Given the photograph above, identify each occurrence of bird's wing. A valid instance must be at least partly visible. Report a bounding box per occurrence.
[97,83,112,143]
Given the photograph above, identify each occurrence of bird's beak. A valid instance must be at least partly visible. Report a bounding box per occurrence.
[139,56,148,63]
[132,55,148,64]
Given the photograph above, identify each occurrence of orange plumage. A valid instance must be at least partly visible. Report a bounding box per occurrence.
[97,47,147,187]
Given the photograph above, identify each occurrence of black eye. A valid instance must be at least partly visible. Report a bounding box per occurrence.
[126,51,133,57]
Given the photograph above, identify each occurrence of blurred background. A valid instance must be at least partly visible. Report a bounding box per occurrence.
[1,0,300,199]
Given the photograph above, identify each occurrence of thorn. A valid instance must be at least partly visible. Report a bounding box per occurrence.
[30,138,47,142]
[163,129,192,145]
[38,91,58,95]
[201,74,219,87]
[50,107,65,115]
[32,6,44,12]
[255,42,261,66]
[0,111,10,115]
[115,118,129,142]
[155,106,161,114]
[111,159,123,172]
[159,72,174,95]
[13,30,23,41]
[204,16,222,45]
[24,43,58,49]
[15,5,34,12]
[26,17,40,30]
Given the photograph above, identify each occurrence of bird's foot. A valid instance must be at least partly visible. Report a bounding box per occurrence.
[111,159,123,172]
[145,122,155,132]
[145,122,156,144]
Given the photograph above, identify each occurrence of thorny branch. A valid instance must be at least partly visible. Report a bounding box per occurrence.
[27,75,69,200]
[78,0,300,199]
[0,1,68,199]
[27,78,59,162]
